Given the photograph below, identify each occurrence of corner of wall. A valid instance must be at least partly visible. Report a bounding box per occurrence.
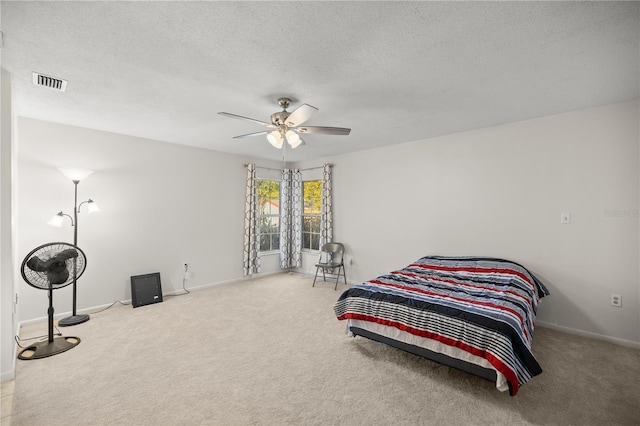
[1,68,17,382]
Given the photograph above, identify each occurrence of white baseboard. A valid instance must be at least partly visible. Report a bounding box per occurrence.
[18,305,115,328]
[184,270,284,292]
[0,347,17,382]
[1,320,20,382]
[295,269,351,286]
[536,320,640,349]
[1,369,15,382]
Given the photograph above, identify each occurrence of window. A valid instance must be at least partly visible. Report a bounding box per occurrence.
[302,180,322,250]
[257,179,280,252]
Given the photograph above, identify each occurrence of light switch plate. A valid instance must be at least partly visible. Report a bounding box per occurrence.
[561,212,571,224]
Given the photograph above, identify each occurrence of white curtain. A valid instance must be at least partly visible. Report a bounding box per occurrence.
[319,163,333,247]
[243,164,260,275]
[280,168,302,269]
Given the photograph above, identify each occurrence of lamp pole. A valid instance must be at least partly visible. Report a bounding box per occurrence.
[49,168,98,326]
[58,179,89,327]
[58,178,91,326]
[71,179,81,318]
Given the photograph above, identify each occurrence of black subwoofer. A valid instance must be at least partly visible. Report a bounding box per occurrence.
[130,272,163,308]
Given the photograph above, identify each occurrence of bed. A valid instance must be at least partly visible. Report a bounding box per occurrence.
[333,256,549,396]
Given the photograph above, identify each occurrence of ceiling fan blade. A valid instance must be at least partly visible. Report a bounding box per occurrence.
[218,112,273,127]
[233,131,268,139]
[284,104,318,127]
[295,126,351,135]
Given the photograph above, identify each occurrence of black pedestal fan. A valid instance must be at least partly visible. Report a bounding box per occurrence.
[18,242,87,360]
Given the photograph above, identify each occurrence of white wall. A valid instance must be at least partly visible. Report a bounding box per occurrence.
[1,68,18,381]
[12,99,640,358]
[16,118,282,324]
[300,100,640,346]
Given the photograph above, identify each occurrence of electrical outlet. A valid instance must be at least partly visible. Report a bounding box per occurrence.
[183,263,189,272]
[610,293,622,307]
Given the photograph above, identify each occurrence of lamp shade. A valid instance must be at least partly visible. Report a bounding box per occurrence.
[58,168,94,182]
[86,199,100,213]
[285,130,302,149]
[47,212,65,227]
[266,131,283,149]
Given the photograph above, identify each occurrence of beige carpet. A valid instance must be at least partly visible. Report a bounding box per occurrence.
[11,273,640,425]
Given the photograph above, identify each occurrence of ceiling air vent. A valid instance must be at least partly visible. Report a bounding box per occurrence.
[32,72,68,92]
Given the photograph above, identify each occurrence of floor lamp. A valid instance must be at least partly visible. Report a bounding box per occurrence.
[48,168,100,327]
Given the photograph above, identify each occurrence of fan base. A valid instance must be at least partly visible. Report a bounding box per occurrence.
[58,314,90,327]
[17,336,80,360]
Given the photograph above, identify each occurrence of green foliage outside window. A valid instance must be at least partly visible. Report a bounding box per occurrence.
[257,180,280,252]
[302,180,322,250]
[256,179,322,252]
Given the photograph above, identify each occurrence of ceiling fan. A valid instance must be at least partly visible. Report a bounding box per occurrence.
[218,97,351,149]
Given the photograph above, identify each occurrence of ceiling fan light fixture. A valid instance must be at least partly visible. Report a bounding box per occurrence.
[285,130,302,149]
[267,131,283,149]
[219,98,351,150]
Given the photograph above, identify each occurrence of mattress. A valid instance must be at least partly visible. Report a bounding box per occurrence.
[334,255,549,395]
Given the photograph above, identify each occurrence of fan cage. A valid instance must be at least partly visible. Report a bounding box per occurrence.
[21,242,87,290]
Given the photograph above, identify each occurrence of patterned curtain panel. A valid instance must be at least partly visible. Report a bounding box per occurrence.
[280,169,302,269]
[243,164,260,275]
[320,163,334,247]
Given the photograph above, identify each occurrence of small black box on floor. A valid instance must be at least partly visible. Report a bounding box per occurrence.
[130,272,163,308]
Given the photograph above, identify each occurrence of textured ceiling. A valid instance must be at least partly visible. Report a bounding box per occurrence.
[1,1,638,162]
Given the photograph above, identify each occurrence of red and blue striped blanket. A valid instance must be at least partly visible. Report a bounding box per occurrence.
[334,256,549,396]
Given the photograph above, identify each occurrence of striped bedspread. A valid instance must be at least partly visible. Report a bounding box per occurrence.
[334,256,549,396]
